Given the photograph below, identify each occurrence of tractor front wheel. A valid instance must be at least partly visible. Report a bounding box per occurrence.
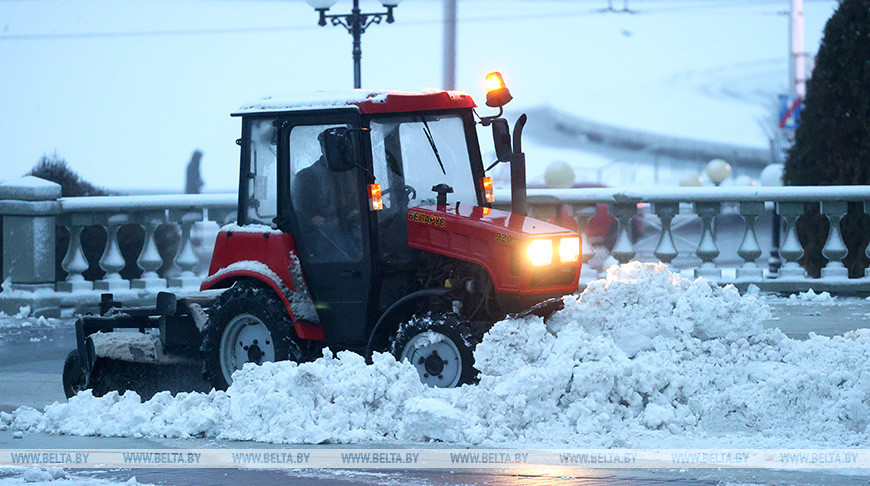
[390,314,478,388]
[201,283,308,390]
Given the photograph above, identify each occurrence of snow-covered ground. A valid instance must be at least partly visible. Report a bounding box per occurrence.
[2,263,867,450]
[0,469,150,486]
[0,0,837,191]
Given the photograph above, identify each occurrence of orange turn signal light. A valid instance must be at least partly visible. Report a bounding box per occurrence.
[481,176,494,203]
[368,184,383,211]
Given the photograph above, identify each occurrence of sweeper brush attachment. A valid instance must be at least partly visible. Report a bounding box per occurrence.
[63,293,213,399]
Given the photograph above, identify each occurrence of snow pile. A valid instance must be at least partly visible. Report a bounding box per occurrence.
[2,263,868,448]
[0,469,150,485]
[789,288,836,303]
[0,314,54,330]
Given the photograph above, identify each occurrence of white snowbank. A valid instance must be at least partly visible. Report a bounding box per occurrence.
[0,315,54,330]
[790,288,836,303]
[2,263,868,448]
[0,469,149,485]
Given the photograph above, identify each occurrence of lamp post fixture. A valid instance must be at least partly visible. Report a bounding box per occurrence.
[705,159,732,187]
[305,0,403,89]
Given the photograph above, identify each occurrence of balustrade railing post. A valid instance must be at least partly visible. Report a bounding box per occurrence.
[572,203,598,281]
[57,215,93,292]
[866,201,870,278]
[693,201,721,279]
[768,209,782,275]
[131,210,167,290]
[820,200,849,279]
[209,208,238,227]
[609,202,637,264]
[167,209,204,288]
[736,201,764,279]
[776,201,806,279]
[652,202,679,264]
[0,177,60,298]
[94,213,130,291]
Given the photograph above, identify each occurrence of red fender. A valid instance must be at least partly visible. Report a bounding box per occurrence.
[200,229,325,341]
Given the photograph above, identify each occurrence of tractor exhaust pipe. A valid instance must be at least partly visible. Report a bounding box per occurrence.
[510,114,528,217]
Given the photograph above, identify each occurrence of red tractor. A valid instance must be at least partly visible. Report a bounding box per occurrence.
[62,75,582,397]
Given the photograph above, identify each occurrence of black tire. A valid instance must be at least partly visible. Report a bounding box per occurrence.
[87,358,127,397]
[201,283,312,390]
[62,350,87,399]
[390,313,479,388]
[64,354,126,398]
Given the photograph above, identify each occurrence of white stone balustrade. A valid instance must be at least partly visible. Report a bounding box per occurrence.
[3,176,870,316]
[0,178,237,316]
[496,185,870,294]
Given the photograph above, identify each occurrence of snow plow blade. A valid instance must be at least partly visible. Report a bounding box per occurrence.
[513,297,566,320]
[66,292,214,399]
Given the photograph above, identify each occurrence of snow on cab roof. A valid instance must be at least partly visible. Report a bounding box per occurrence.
[234,89,476,116]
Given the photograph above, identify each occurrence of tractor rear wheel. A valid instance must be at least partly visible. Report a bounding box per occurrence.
[62,352,130,399]
[86,358,135,397]
[62,351,87,399]
[390,313,479,388]
[201,283,310,390]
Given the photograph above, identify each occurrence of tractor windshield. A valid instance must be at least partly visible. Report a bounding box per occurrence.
[370,114,476,210]
[370,113,476,262]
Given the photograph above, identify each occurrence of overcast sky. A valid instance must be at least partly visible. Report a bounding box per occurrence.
[0,0,836,191]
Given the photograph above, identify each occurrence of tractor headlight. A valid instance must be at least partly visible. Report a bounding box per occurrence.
[559,237,581,263]
[528,239,553,267]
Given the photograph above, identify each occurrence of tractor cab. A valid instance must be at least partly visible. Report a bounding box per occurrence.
[224,91,494,345]
[202,83,583,387]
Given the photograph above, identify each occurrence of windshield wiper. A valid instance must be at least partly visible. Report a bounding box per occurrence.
[419,116,446,176]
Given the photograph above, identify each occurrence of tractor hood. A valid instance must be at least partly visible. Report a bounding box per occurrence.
[405,204,582,296]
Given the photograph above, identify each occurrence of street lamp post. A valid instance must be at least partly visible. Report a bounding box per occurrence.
[305,0,403,89]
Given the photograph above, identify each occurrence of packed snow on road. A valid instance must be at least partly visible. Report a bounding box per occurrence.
[2,263,867,449]
[0,468,151,485]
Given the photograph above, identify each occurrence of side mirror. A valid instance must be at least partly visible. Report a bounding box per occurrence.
[491,118,512,162]
[321,127,356,172]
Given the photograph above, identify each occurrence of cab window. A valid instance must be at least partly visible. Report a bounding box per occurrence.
[289,124,363,263]
[245,118,278,226]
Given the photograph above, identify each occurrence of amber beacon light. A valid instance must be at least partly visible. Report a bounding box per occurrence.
[485,72,513,108]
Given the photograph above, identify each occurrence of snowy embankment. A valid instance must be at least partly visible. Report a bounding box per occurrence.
[2,263,868,448]
[0,469,149,486]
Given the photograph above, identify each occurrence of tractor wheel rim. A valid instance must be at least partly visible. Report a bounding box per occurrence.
[220,313,275,385]
[400,332,462,388]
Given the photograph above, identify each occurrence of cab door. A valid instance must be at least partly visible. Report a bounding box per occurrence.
[279,112,373,345]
